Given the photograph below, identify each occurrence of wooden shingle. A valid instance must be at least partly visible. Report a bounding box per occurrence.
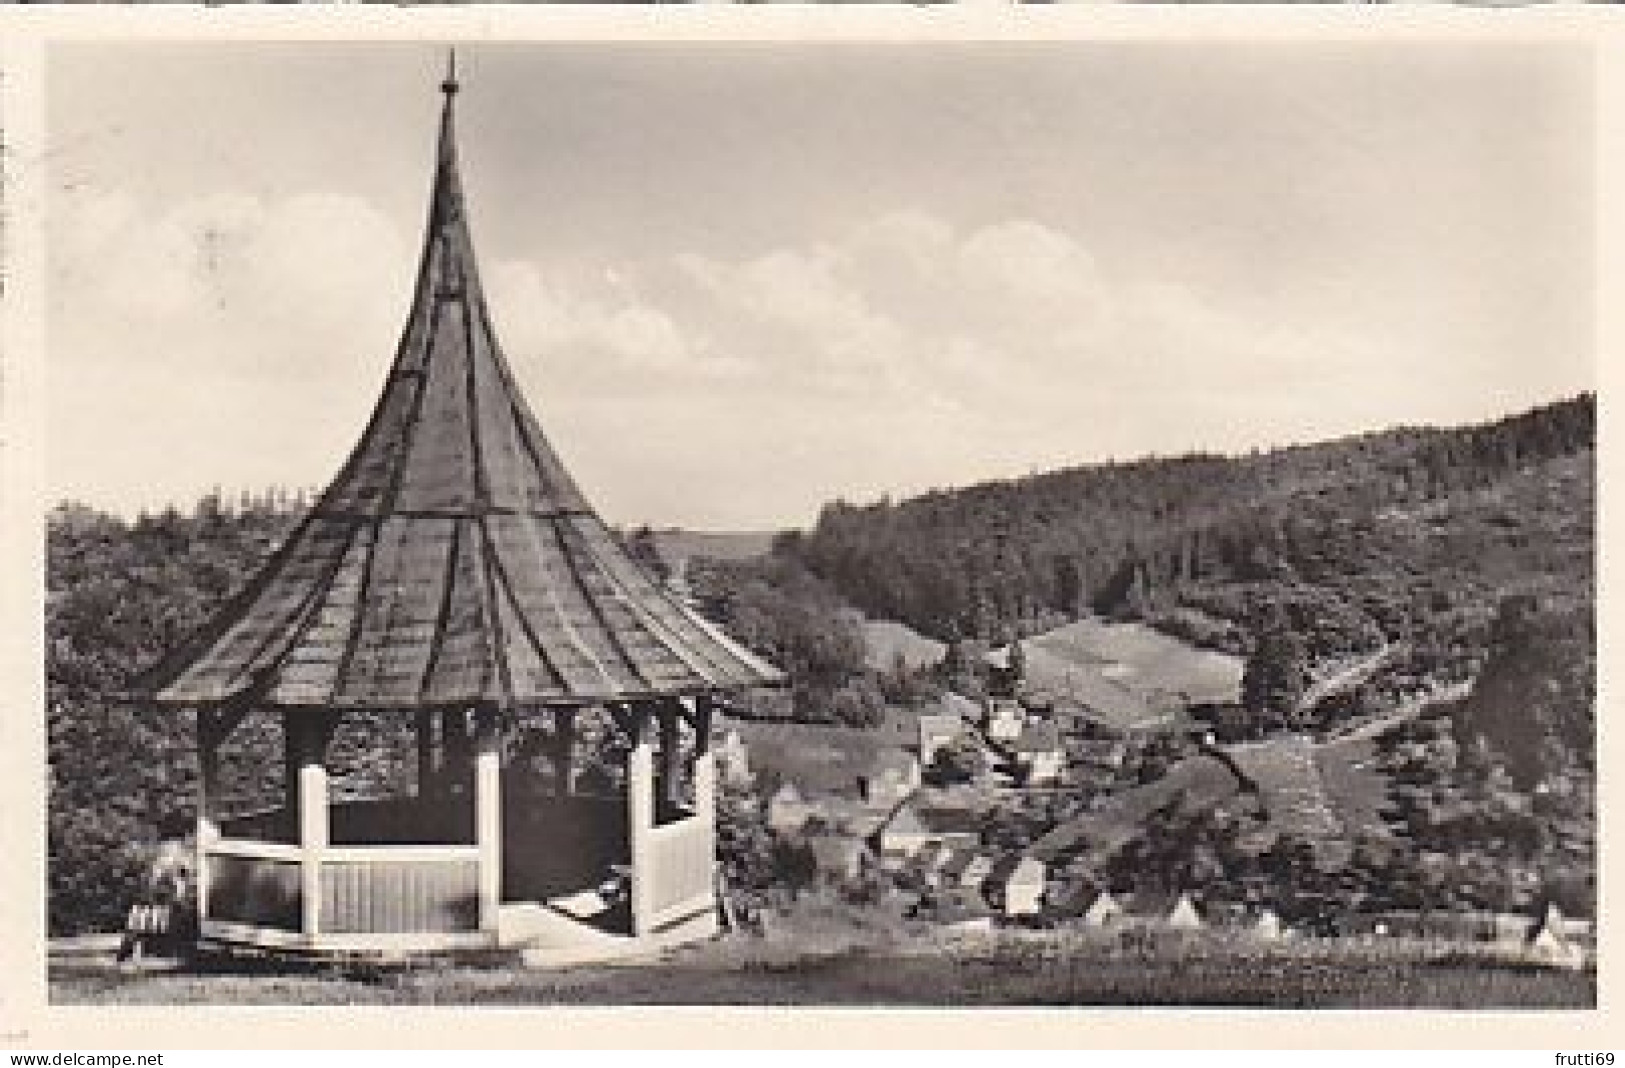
[143,84,782,711]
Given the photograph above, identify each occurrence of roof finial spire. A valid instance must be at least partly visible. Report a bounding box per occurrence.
[441,48,459,97]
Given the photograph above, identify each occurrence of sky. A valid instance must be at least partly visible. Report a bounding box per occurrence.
[45,39,1594,530]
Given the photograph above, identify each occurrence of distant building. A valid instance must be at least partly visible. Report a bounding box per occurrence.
[1082,890,1123,927]
[1166,892,1204,931]
[1251,908,1284,941]
[859,749,921,809]
[807,835,869,883]
[913,841,958,885]
[878,800,982,858]
[918,712,970,766]
[766,783,814,833]
[933,886,993,927]
[1527,903,1589,969]
[986,698,1025,743]
[1013,723,1065,785]
[988,855,1047,917]
[716,727,751,787]
[939,848,994,891]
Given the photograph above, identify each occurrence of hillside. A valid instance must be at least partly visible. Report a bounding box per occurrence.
[649,529,777,568]
[783,394,1592,652]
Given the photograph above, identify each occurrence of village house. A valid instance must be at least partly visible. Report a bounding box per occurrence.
[807,835,870,884]
[715,727,752,787]
[1251,909,1286,940]
[917,712,970,767]
[981,643,1025,698]
[766,782,815,834]
[1165,892,1205,931]
[987,855,1047,918]
[1110,890,1207,931]
[940,848,995,891]
[911,841,958,886]
[985,698,1025,743]
[1082,889,1124,927]
[877,799,982,859]
[1013,722,1065,785]
[930,886,994,930]
[859,749,921,809]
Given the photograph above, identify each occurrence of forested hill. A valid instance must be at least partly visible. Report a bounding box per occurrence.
[780,394,1594,652]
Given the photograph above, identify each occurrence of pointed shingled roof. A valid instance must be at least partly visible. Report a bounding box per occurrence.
[143,72,783,710]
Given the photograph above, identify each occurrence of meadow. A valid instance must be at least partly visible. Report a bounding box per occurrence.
[48,927,1592,1008]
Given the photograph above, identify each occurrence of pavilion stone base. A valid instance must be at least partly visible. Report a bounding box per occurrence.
[500,899,719,968]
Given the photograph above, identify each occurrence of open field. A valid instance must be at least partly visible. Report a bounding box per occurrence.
[858,617,946,673]
[1016,618,1244,730]
[1029,619,1244,708]
[1314,735,1394,840]
[48,929,1592,1007]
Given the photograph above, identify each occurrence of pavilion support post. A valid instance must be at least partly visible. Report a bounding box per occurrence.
[290,713,334,940]
[194,706,222,924]
[415,708,436,800]
[692,696,717,823]
[626,706,655,938]
[282,715,301,840]
[442,709,471,798]
[473,706,502,934]
[552,707,575,798]
[658,701,683,818]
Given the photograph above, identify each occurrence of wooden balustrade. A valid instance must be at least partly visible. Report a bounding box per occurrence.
[201,837,484,951]
[641,814,715,931]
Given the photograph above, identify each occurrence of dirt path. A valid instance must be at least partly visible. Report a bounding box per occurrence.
[1320,680,1471,745]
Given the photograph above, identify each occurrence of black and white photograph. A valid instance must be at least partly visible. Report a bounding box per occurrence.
[26,19,1601,1028]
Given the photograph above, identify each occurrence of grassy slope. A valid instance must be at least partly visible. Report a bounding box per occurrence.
[48,933,1593,1007]
[1022,619,1244,727]
[857,617,946,673]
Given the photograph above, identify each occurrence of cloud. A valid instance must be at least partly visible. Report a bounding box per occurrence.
[486,260,751,387]
[55,188,408,377]
[49,187,413,512]
[48,186,1427,527]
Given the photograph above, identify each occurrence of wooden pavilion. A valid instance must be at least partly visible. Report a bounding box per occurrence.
[137,65,782,958]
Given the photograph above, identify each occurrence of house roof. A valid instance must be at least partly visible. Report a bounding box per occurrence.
[140,72,782,710]
[939,848,983,880]
[919,806,983,836]
[918,713,966,737]
[989,854,1046,885]
[1083,890,1123,919]
[883,800,981,839]
[934,887,991,921]
[807,835,867,870]
[1014,723,1062,753]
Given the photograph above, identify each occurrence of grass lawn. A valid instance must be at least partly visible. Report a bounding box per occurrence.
[859,618,946,673]
[48,929,1593,1008]
[1315,734,1393,840]
[1027,619,1244,708]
